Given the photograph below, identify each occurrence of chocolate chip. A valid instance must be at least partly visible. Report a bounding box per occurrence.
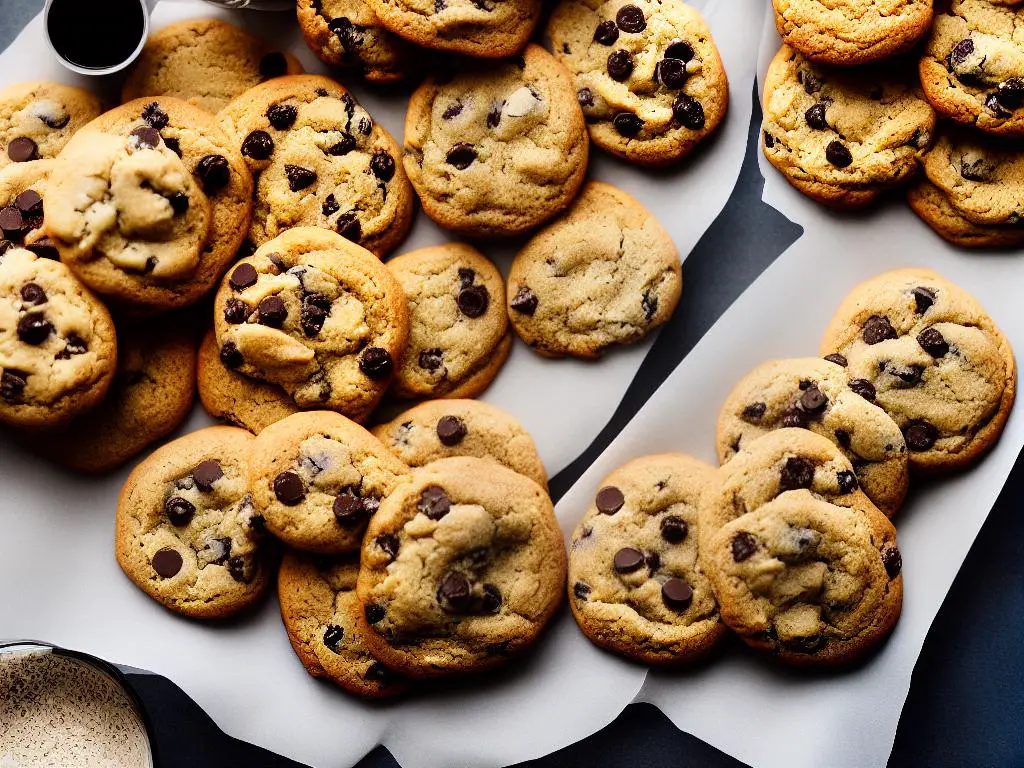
[660,515,688,543]
[57,333,87,359]
[573,582,591,600]
[0,206,26,239]
[419,348,443,371]
[825,140,853,168]
[641,290,658,321]
[881,544,902,578]
[457,284,489,318]
[255,296,286,327]
[613,547,644,574]
[800,385,828,413]
[731,531,757,561]
[443,101,464,119]
[17,313,52,345]
[285,164,317,192]
[835,429,851,449]
[365,662,397,685]
[7,137,38,163]
[824,353,847,367]
[863,315,897,344]
[270,471,303,505]
[327,134,356,156]
[656,57,687,90]
[438,571,472,612]
[25,238,58,260]
[333,489,366,526]
[370,150,395,181]
[267,104,297,130]
[607,49,634,81]
[376,534,399,560]
[162,137,182,157]
[984,93,1011,119]
[241,130,274,160]
[323,624,344,652]
[0,369,27,402]
[300,295,329,336]
[224,298,250,324]
[510,286,538,315]
[15,190,42,217]
[359,347,393,379]
[129,126,161,150]
[192,460,223,492]
[799,69,824,94]
[20,282,46,305]
[615,4,645,32]
[365,604,385,624]
[577,88,594,109]
[164,496,195,526]
[196,155,230,193]
[805,101,829,130]
[911,286,935,313]
[446,143,477,169]
[848,378,876,402]
[904,419,938,451]
[220,341,243,369]
[594,20,618,44]
[458,267,475,287]
[888,363,923,385]
[665,41,695,61]
[661,578,693,611]
[837,470,858,494]
[140,102,168,130]
[781,407,807,428]
[486,104,503,128]
[230,263,258,290]
[335,211,361,242]
[321,194,340,217]
[358,117,373,135]
[613,112,644,137]
[672,94,705,130]
[779,457,815,491]
[436,415,467,446]
[478,584,502,614]
[259,51,288,79]
[595,486,625,514]
[164,192,189,215]
[418,486,451,520]
[995,77,1024,112]
[917,327,948,358]
[152,548,183,578]
[40,110,69,129]
[948,38,974,69]
[742,402,766,421]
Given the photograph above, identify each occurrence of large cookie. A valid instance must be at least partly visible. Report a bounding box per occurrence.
[820,268,1016,472]
[907,178,1024,249]
[568,453,726,664]
[507,181,681,358]
[403,44,588,237]
[0,81,102,170]
[547,0,728,167]
[356,457,566,677]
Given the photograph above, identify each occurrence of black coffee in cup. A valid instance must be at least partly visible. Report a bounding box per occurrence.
[47,0,146,71]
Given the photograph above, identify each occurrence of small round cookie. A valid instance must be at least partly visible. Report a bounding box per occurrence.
[387,244,509,399]
[44,97,253,313]
[0,246,117,430]
[568,454,726,664]
[507,181,681,358]
[356,457,566,678]
[197,329,299,434]
[704,490,902,665]
[717,358,909,517]
[296,0,418,83]
[403,44,588,237]
[907,179,1024,249]
[122,18,304,115]
[248,410,411,554]
[919,0,1024,138]
[772,0,933,67]
[278,551,409,698]
[366,0,540,58]
[761,46,936,208]
[0,81,102,169]
[218,75,413,257]
[371,399,547,488]
[821,268,1016,472]
[115,426,272,619]
[213,228,410,421]
[0,159,57,256]
[547,0,728,167]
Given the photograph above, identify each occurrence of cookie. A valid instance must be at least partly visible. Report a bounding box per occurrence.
[507,181,681,358]
[547,0,728,167]
[121,18,305,115]
[772,0,933,66]
[356,457,566,678]
[0,159,56,256]
[115,426,272,619]
[717,358,909,517]
[820,268,1016,472]
[919,0,1024,138]
[568,453,726,664]
[218,75,413,257]
[0,81,102,169]
[907,179,1024,249]
[761,45,936,208]
[703,490,902,665]
[403,44,588,237]
[387,244,509,399]
[371,399,547,488]
[213,228,410,421]
[248,410,411,554]
[0,246,117,430]
[278,551,409,698]
[197,328,299,434]
[296,0,418,83]
[366,0,540,58]
[44,97,253,313]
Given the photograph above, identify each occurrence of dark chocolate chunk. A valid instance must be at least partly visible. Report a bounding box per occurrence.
[825,140,853,168]
[824,353,847,367]
[20,282,46,305]
[510,286,538,315]
[660,515,688,543]
[731,531,758,561]
[742,402,766,421]
[418,486,451,520]
[904,419,938,451]
[141,102,169,129]
[196,154,230,193]
[152,548,183,578]
[594,20,619,45]
[849,378,876,401]
[129,126,161,149]
[837,470,858,494]
[607,49,634,81]
[881,544,902,578]
[862,315,897,344]
[615,4,646,32]
[224,298,251,324]
[333,489,366,526]
[219,341,243,369]
[419,348,443,371]
[672,94,705,130]
[285,164,317,192]
[613,547,644,573]
[437,571,472,612]
[230,263,258,290]
[0,369,27,402]
[17,313,52,345]
[164,496,195,526]
[917,327,948,358]
[800,385,828,413]
[595,486,625,514]
[613,112,643,137]
[267,104,298,130]
[457,284,489,318]
[779,456,815,491]
[335,211,361,242]
[661,578,693,610]
[370,150,396,181]
[446,143,477,169]
[323,624,344,652]
[359,347,393,379]
[376,534,399,560]
[365,604,385,624]
[7,137,38,163]
[436,415,467,446]
[241,130,274,160]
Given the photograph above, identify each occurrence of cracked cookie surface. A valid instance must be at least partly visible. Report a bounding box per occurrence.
[356,456,566,677]
[507,181,680,358]
[820,268,1016,472]
[908,178,1024,248]
[0,81,101,170]
[404,44,588,236]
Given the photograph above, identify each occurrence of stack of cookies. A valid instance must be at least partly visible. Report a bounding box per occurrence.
[568,268,1016,666]
[762,0,1023,249]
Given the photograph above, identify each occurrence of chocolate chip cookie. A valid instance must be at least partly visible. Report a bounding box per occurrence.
[0,81,102,170]
[387,243,510,399]
[0,246,117,430]
[278,551,409,698]
[0,159,55,256]
[403,44,588,237]
[212,227,410,421]
[371,399,548,488]
[44,98,253,313]
[122,18,305,115]
[218,75,413,257]
[908,178,1024,249]
[717,358,909,517]
[547,0,728,167]
[356,457,566,677]
[919,0,1024,137]
[115,426,272,619]
[761,45,936,208]
[820,268,1017,472]
[507,181,681,358]
[568,453,726,664]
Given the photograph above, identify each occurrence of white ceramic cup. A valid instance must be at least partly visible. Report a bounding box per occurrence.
[43,0,159,76]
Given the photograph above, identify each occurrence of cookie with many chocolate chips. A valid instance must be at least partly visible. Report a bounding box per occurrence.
[0,246,117,430]
[907,178,1024,249]
[356,457,566,678]
[717,358,909,517]
[115,426,272,619]
[44,98,253,313]
[0,159,54,254]
[212,227,410,421]
[218,75,413,257]
[371,398,547,488]
[278,551,409,698]
[248,410,411,554]
[568,453,726,664]
[387,243,509,399]
[919,0,1024,137]
[761,45,936,208]
[547,0,728,167]
[704,490,902,665]
[0,81,101,170]
[507,181,681,358]
[404,44,588,237]
[122,18,304,115]
[820,268,1016,472]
